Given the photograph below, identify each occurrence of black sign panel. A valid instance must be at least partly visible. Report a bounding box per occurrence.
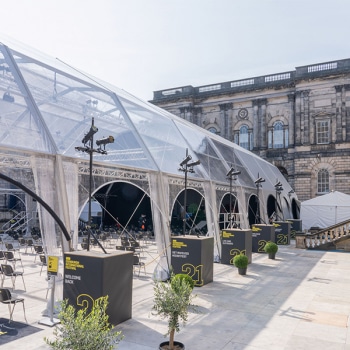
[287,219,302,238]
[273,221,291,245]
[63,251,133,325]
[171,236,214,287]
[220,229,252,265]
[251,224,275,253]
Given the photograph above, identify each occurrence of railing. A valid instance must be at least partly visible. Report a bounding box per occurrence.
[295,219,350,249]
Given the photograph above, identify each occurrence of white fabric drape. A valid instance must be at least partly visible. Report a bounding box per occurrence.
[31,156,60,255]
[203,181,221,261]
[149,172,171,279]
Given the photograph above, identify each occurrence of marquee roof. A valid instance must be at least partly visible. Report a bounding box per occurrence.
[0,36,291,192]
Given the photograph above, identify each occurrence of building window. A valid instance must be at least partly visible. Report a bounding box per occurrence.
[208,127,218,134]
[316,120,330,144]
[317,169,329,194]
[233,125,253,150]
[268,121,288,149]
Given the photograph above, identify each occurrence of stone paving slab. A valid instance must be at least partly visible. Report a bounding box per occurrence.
[0,239,349,349]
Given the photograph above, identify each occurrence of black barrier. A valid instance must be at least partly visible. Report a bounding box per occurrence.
[287,219,302,239]
[63,251,133,325]
[171,236,214,287]
[273,221,291,245]
[251,224,275,253]
[220,229,252,265]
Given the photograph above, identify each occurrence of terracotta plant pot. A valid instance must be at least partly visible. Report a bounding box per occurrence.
[159,340,185,350]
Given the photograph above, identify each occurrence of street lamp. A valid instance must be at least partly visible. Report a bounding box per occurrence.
[254,174,265,224]
[75,117,114,252]
[274,180,284,221]
[226,166,241,228]
[178,148,200,236]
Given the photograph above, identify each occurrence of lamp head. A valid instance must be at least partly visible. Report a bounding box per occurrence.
[226,167,241,177]
[82,125,98,144]
[274,181,282,188]
[179,155,192,167]
[96,136,114,147]
[254,177,265,184]
[188,160,200,167]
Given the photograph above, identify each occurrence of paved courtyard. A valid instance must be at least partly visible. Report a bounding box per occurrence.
[1,237,350,350]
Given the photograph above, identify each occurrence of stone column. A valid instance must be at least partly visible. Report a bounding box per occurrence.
[335,85,343,142]
[252,100,259,149]
[295,91,302,145]
[193,107,202,128]
[185,106,193,123]
[344,84,350,141]
[302,91,310,145]
[259,99,267,149]
[288,93,295,147]
[219,103,232,139]
[179,107,186,120]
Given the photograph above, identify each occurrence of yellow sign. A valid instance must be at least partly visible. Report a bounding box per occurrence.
[222,231,234,238]
[48,256,59,275]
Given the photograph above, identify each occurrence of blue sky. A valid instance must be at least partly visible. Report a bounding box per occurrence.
[0,0,349,101]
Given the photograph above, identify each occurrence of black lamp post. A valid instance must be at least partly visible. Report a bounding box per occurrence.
[75,117,114,252]
[274,180,283,221]
[254,173,265,224]
[226,167,241,228]
[178,148,200,236]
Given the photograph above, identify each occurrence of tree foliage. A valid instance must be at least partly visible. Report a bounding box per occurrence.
[153,273,195,349]
[45,296,123,350]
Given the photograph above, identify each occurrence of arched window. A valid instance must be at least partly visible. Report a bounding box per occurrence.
[233,125,253,150]
[207,127,218,134]
[268,121,288,149]
[317,169,329,194]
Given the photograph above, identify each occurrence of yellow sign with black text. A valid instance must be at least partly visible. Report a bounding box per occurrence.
[48,255,59,275]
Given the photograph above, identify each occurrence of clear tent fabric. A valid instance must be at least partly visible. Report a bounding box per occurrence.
[0,36,297,272]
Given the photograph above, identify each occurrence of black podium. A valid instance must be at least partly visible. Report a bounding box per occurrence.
[287,219,302,239]
[220,229,252,265]
[251,224,275,253]
[171,236,213,287]
[63,250,133,325]
[273,221,291,245]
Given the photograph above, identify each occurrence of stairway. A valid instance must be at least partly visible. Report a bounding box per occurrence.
[295,219,350,250]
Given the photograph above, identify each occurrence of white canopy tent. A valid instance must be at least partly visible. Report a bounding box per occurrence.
[0,36,298,266]
[301,191,350,230]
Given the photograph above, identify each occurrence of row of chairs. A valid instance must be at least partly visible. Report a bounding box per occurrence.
[0,235,44,324]
[115,245,146,276]
[0,264,26,291]
[0,287,27,323]
[0,250,23,269]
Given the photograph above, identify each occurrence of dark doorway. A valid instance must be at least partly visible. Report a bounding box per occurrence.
[219,193,240,230]
[94,182,153,232]
[248,194,259,226]
[171,189,206,235]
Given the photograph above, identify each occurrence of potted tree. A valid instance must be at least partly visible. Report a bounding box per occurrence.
[264,241,278,259]
[153,273,195,350]
[233,253,249,275]
[45,296,123,350]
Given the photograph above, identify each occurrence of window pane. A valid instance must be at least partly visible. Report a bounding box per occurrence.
[317,169,329,193]
[316,120,329,144]
[273,122,284,148]
[239,125,249,149]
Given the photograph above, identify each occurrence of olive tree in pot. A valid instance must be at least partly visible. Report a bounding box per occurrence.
[264,241,278,259]
[44,296,123,350]
[153,273,195,350]
[233,253,249,275]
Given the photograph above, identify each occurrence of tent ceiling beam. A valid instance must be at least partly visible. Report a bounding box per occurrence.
[77,164,149,181]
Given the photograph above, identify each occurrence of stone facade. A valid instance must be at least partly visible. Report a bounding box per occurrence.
[150,59,350,201]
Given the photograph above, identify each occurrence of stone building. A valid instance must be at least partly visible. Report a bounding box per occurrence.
[150,58,350,201]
